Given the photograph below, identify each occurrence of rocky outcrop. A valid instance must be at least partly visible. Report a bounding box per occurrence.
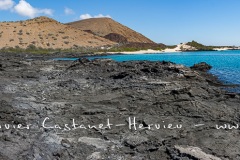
[190,62,212,72]
[174,145,221,160]
[104,33,128,44]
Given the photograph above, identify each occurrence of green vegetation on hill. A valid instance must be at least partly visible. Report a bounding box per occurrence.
[0,45,58,54]
[102,43,167,52]
[0,43,167,54]
[186,41,214,51]
[0,45,91,54]
[166,45,177,49]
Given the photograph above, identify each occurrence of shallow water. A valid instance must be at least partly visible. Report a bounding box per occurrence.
[88,50,240,93]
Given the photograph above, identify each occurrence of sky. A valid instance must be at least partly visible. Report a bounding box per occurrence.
[0,0,240,46]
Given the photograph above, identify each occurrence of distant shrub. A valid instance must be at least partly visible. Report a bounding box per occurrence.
[27,44,37,50]
[166,45,177,49]
[62,36,69,39]
[186,40,214,51]
[15,45,20,49]
[18,30,23,35]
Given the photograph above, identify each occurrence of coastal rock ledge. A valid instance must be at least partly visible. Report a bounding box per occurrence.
[190,62,212,72]
[0,53,239,160]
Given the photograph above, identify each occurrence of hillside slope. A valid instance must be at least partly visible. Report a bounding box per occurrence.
[0,17,116,49]
[67,18,155,44]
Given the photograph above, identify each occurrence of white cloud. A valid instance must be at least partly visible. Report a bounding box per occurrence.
[0,0,14,10]
[13,0,53,18]
[94,14,111,18]
[80,13,92,19]
[64,7,74,15]
[80,13,111,20]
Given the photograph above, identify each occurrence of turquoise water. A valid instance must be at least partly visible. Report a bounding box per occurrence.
[53,58,80,61]
[88,50,240,93]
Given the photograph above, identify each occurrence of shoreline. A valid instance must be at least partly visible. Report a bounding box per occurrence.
[1,52,240,94]
[1,45,240,57]
[1,52,239,94]
[96,48,240,55]
[2,52,239,94]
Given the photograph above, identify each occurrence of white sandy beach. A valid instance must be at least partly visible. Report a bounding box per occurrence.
[213,47,232,51]
[108,49,164,54]
[99,43,239,55]
[107,44,185,54]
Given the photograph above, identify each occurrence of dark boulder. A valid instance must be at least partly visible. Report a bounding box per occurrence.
[110,72,129,79]
[190,62,212,72]
[67,58,90,70]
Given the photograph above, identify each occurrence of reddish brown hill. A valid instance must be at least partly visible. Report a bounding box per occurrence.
[66,18,155,44]
[0,16,115,49]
